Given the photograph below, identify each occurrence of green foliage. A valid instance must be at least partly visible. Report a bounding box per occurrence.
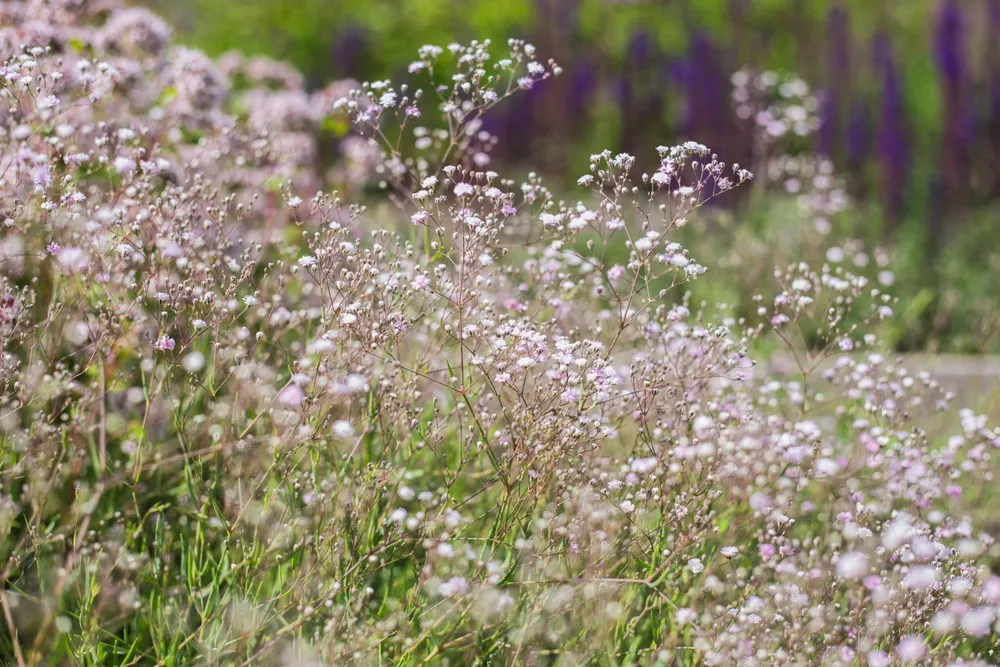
[151,0,938,90]
[149,0,533,84]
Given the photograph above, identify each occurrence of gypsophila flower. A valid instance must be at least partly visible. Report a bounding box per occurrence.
[182,352,206,373]
[835,551,868,579]
[278,384,305,406]
[867,651,891,667]
[4,21,998,664]
[113,156,136,174]
[896,636,926,663]
[675,608,697,625]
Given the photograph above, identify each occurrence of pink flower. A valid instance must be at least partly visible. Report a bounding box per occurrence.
[277,384,305,407]
[867,651,890,667]
[982,576,1000,603]
[863,575,883,591]
[155,336,175,351]
[895,636,925,663]
[504,298,526,312]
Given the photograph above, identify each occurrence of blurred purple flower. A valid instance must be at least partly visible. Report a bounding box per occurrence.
[845,100,869,169]
[872,33,908,217]
[331,24,368,78]
[934,0,965,92]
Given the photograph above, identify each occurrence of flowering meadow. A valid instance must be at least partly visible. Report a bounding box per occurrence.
[3,1,1000,665]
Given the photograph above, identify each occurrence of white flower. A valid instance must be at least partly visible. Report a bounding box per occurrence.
[867,651,890,667]
[903,565,938,591]
[895,636,925,663]
[835,551,868,580]
[346,374,368,392]
[181,352,205,373]
[675,608,697,625]
[693,414,713,437]
[298,255,317,268]
[686,558,704,574]
[333,420,354,438]
[478,253,493,266]
[960,607,995,637]
[453,183,474,197]
[630,457,657,474]
[438,576,469,597]
[669,253,689,267]
[930,610,956,635]
[277,384,304,406]
[113,156,136,174]
[814,458,840,477]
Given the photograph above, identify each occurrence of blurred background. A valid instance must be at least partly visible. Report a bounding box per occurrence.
[144,0,1000,354]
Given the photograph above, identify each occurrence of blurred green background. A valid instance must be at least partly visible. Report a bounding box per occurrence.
[145,0,1000,353]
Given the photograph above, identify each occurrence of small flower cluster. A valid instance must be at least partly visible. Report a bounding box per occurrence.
[732,68,821,143]
[0,3,997,665]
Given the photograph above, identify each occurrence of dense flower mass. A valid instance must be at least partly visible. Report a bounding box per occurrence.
[0,1,999,665]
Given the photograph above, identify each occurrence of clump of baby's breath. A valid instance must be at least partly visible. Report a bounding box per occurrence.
[0,2,997,666]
